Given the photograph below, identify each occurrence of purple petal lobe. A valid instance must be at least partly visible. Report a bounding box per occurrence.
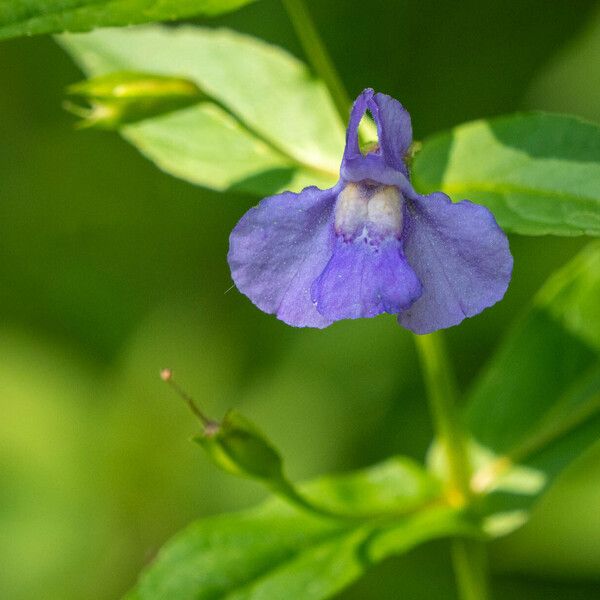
[228,186,338,328]
[312,237,422,320]
[372,92,413,173]
[343,88,374,164]
[398,192,513,334]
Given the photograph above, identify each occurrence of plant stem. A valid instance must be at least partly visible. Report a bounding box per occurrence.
[413,332,491,600]
[272,479,361,521]
[451,538,491,600]
[413,332,471,501]
[281,0,352,124]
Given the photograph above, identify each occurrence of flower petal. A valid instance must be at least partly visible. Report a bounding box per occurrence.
[342,89,413,179]
[342,88,373,163]
[228,186,338,328]
[372,92,413,173]
[398,192,513,334]
[312,237,422,320]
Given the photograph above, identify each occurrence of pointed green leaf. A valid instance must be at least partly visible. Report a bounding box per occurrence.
[58,26,342,196]
[412,113,600,236]
[459,242,600,534]
[0,1,256,40]
[125,458,475,600]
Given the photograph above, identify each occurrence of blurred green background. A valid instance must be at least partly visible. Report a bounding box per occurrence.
[1,1,600,598]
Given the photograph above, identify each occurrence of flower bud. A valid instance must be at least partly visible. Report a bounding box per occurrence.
[194,410,286,484]
[64,71,204,129]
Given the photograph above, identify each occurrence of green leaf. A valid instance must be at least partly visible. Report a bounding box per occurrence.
[58,26,342,195]
[0,1,256,40]
[412,113,600,236]
[125,458,474,600]
[458,242,600,535]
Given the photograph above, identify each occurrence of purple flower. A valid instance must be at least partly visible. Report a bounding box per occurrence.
[228,89,512,334]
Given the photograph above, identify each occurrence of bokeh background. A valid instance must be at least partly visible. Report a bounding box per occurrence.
[1,1,600,598]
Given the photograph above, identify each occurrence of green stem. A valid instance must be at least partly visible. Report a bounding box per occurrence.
[452,538,491,600]
[272,479,360,521]
[413,332,471,501]
[272,478,440,523]
[413,332,491,600]
[282,0,352,124]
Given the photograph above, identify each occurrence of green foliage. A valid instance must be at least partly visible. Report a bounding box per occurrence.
[130,286,595,599]
[461,243,600,533]
[491,443,600,579]
[412,113,600,236]
[56,24,600,596]
[193,405,448,521]
[3,3,600,598]
[125,458,473,600]
[58,25,342,195]
[0,0,256,40]
[60,27,600,242]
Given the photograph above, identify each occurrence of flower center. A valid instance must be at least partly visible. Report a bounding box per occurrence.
[334,183,403,242]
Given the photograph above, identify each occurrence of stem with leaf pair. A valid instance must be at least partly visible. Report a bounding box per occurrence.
[414,333,490,600]
[282,2,491,598]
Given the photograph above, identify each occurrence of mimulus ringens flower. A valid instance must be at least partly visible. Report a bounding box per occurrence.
[228,89,512,334]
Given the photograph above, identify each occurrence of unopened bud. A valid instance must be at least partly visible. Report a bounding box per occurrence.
[64,71,204,129]
[195,410,285,484]
[160,372,286,486]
